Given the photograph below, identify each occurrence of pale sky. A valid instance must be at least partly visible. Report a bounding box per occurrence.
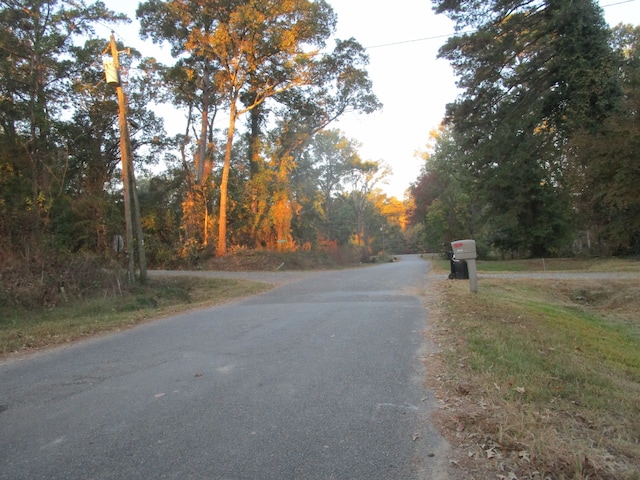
[101,0,640,198]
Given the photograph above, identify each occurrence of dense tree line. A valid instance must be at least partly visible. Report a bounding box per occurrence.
[0,0,406,307]
[409,0,640,257]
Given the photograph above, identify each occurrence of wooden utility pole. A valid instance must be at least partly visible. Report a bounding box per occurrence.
[108,33,147,284]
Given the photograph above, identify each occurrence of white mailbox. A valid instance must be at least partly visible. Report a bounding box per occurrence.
[451,239,478,293]
[451,239,477,260]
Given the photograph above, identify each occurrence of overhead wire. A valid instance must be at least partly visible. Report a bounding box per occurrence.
[364,0,638,50]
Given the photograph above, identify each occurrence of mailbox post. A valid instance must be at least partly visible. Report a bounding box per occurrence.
[451,239,478,293]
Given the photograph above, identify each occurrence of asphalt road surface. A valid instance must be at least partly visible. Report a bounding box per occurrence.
[0,255,448,479]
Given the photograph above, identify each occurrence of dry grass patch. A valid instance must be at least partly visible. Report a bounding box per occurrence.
[0,276,272,358]
[423,275,640,480]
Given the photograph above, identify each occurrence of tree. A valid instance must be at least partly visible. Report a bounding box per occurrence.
[566,24,640,254]
[410,126,482,252]
[57,38,123,253]
[0,0,126,252]
[433,0,620,256]
[409,128,448,227]
[302,129,360,236]
[138,0,339,255]
[137,0,227,248]
[343,158,390,252]
[258,40,381,250]
[435,0,618,136]
[372,192,407,254]
[137,169,185,267]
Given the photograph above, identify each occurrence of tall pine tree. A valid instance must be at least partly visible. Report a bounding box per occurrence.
[434,0,620,255]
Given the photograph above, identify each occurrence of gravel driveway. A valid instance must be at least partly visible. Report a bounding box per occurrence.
[150,268,342,285]
[478,272,640,280]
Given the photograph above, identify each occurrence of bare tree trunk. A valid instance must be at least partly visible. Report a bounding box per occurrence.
[196,69,210,184]
[217,101,238,256]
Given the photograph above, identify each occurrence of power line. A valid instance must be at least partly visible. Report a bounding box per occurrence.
[364,0,638,50]
[365,31,469,50]
[602,0,637,7]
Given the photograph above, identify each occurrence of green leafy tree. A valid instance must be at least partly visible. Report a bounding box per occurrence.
[137,170,186,267]
[54,39,167,255]
[0,0,127,253]
[433,0,620,256]
[566,24,640,254]
[302,129,360,238]
[342,159,390,253]
[0,0,126,257]
[410,127,481,250]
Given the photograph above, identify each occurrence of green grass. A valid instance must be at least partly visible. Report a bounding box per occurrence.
[428,255,640,273]
[466,285,639,404]
[0,276,272,357]
[427,275,640,479]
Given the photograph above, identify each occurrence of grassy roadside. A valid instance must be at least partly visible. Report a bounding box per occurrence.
[429,255,640,273]
[0,276,272,359]
[0,248,363,359]
[423,259,640,479]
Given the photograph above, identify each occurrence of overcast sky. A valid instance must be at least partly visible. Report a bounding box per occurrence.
[102,0,640,198]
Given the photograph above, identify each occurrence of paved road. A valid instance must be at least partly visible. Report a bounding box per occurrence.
[0,255,448,479]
